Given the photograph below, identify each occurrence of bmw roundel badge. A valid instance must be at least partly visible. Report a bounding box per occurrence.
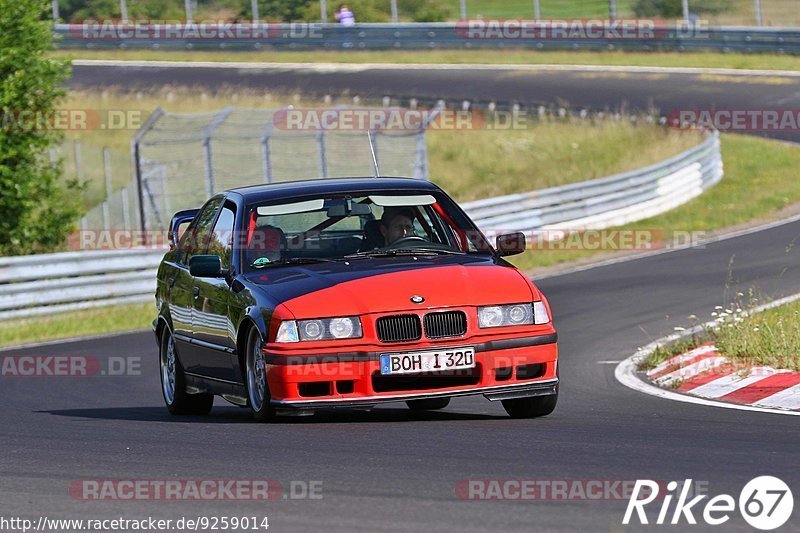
[411,295,425,304]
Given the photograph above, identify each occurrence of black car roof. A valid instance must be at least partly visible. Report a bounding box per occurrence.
[227,177,443,203]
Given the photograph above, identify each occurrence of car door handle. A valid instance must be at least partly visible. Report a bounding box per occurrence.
[193,286,200,298]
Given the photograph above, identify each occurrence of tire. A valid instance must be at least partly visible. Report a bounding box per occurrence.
[160,327,214,416]
[245,327,277,423]
[501,393,557,419]
[406,397,451,411]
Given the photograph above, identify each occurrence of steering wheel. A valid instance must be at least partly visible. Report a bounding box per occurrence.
[386,236,428,249]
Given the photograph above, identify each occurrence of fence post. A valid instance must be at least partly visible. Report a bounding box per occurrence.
[533,0,540,20]
[121,187,131,230]
[102,201,110,229]
[261,123,273,183]
[609,0,617,21]
[251,0,259,23]
[131,107,165,231]
[185,0,193,23]
[120,0,128,22]
[754,0,762,25]
[73,141,83,181]
[682,0,690,21]
[103,147,112,200]
[317,130,328,178]
[460,0,467,19]
[203,107,234,198]
[320,0,327,22]
[51,0,59,20]
[390,0,398,23]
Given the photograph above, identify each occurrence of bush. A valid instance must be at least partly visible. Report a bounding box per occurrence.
[0,0,81,255]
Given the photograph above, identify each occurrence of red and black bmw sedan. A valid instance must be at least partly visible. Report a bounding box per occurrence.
[154,177,558,422]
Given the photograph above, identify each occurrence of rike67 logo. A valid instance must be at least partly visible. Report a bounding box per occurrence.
[624,476,793,530]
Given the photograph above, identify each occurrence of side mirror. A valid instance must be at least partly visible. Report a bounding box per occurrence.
[168,209,199,250]
[496,232,526,257]
[189,255,223,278]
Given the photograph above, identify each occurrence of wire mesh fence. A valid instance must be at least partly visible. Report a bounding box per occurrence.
[130,106,430,230]
[51,0,800,27]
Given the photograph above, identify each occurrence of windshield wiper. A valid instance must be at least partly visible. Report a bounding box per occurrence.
[250,257,341,269]
[345,248,465,259]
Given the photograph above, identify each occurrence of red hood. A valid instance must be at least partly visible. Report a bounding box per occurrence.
[274,264,537,318]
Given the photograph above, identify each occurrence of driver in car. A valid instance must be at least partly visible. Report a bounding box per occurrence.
[380,207,417,246]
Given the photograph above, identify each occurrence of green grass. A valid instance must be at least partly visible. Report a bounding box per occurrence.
[0,302,154,348]
[641,298,800,372]
[54,49,800,71]
[508,133,800,270]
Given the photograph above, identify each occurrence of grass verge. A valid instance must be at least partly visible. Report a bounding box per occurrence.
[0,302,154,349]
[55,49,800,72]
[641,298,800,372]
[508,133,800,270]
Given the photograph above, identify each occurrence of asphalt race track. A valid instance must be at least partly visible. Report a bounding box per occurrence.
[69,62,800,142]
[1,64,798,531]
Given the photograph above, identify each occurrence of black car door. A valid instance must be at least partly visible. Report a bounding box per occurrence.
[172,196,223,375]
[190,200,238,383]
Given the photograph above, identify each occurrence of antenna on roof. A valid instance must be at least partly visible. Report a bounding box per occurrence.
[367,130,380,178]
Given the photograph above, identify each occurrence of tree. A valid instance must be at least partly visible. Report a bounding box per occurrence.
[0,0,81,255]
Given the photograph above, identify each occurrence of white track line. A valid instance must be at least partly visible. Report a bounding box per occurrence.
[70,59,800,78]
[615,292,800,417]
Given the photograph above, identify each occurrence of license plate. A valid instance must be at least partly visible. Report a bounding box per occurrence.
[380,347,476,376]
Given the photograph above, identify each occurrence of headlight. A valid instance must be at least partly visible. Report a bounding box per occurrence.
[275,317,363,343]
[478,303,549,328]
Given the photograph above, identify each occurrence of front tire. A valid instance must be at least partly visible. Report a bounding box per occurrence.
[406,398,451,411]
[245,327,276,423]
[501,393,557,418]
[160,327,214,416]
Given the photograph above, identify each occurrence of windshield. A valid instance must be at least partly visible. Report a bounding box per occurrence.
[240,191,491,272]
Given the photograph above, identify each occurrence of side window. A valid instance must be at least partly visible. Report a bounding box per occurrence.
[208,203,236,271]
[179,197,223,265]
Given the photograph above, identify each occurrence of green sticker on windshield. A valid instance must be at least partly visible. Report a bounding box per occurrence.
[252,257,271,268]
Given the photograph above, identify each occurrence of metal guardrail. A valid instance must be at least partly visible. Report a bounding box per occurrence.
[54,23,800,54]
[0,249,162,320]
[463,131,722,235]
[0,132,721,320]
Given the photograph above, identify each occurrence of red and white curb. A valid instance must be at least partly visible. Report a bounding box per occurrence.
[646,343,800,412]
[615,292,800,417]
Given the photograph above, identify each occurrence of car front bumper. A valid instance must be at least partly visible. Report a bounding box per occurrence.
[264,333,558,409]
